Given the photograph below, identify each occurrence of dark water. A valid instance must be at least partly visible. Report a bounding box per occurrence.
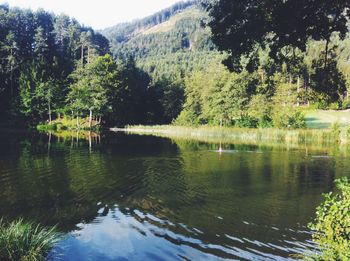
[1,131,350,260]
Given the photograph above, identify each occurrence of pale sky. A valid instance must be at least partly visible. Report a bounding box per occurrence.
[1,0,183,29]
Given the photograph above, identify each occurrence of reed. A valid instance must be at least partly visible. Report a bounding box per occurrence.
[118,125,350,146]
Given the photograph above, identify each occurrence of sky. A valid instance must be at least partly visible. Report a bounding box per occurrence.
[1,0,182,29]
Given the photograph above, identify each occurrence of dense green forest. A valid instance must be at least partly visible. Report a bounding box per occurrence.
[104,0,350,129]
[0,4,178,128]
[0,4,110,125]
[1,1,350,129]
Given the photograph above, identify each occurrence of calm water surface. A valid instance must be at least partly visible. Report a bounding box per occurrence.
[1,131,350,260]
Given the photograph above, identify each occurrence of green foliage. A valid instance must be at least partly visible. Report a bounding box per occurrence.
[310,58,347,103]
[234,116,259,128]
[247,94,271,120]
[307,178,350,260]
[67,55,113,120]
[174,109,201,126]
[0,219,62,261]
[176,63,261,127]
[330,121,342,139]
[205,0,350,71]
[103,4,224,125]
[0,4,109,124]
[341,99,350,110]
[271,107,306,129]
[37,117,100,131]
[2,1,350,129]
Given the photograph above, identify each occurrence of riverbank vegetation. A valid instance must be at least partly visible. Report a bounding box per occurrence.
[120,124,350,146]
[305,178,350,260]
[0,219,61,261]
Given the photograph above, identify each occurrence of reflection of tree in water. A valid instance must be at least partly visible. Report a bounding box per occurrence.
[1,132,350,259]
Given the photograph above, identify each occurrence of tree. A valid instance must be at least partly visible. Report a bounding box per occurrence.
[68,55,123,128]
[156,78,184,124]
[67,66,89,128]
[205,0,350,71]
[35,80,59,124]
[2,31,19,97]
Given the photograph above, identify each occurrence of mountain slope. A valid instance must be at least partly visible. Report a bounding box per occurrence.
[101,1,223,82]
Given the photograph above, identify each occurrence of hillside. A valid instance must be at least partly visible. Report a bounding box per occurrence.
[101,1,224,82]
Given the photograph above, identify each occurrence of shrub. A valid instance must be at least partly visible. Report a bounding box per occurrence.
[342,99,350,110]
[234,116,259,128]
[174,109,200,126]
[328,102,340,110]
[307,178,350,260]
[271,107,306,129]
[314,100,329,110]
[0,219,62,261]
[258,116,273,128]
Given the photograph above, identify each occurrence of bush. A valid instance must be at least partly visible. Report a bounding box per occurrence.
[258,116,273,128]
[174,109,200,126]
[341,99,350,110]
[0,219,62,261]
[271,107,306,129]
[328,102,340,110]
[307,178,350,260]
[234,116,259,128]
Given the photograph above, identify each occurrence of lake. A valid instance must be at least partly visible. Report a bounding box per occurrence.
[1,130,349,260]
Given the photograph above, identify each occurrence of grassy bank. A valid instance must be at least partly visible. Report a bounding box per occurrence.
[115,125,350,146]
[0,219,62,261]
[304,109,350,129]
[37,117,100,131]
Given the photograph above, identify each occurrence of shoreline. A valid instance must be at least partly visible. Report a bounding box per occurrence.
[111,125,350,147]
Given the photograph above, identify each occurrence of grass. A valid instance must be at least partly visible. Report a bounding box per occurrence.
[0,219,62,261]
[115,124,350,147]
[305,109,350,129]
[115,110,350,147]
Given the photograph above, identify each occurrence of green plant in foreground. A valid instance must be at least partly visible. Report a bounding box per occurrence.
[307,178,350,260]
[0,219,62,261]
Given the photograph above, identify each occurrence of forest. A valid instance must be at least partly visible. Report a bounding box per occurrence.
[1,1,350,130]
[0,4,176,128]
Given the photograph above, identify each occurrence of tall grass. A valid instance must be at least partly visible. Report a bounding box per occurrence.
[0,219,62,261]
[118,125,350,147]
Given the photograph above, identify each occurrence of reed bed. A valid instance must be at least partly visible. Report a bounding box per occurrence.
[116,125,350,147]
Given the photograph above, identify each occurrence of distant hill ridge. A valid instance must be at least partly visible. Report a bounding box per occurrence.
[101,0,223,82]
[101,0,200,45]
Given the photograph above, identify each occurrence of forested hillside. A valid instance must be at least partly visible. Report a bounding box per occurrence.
[102,0,350,129]
[102,1,223,82]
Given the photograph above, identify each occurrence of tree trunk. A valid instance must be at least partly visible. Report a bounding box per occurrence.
[76,114,79,129]
[87,45,90,64]
[10,48,13,97]
[324,39,329,70]
[81,45,84,66]
[10,67,13,97]
[48,102,52,125]
[89,109,93,129]
[297,76,300,107]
